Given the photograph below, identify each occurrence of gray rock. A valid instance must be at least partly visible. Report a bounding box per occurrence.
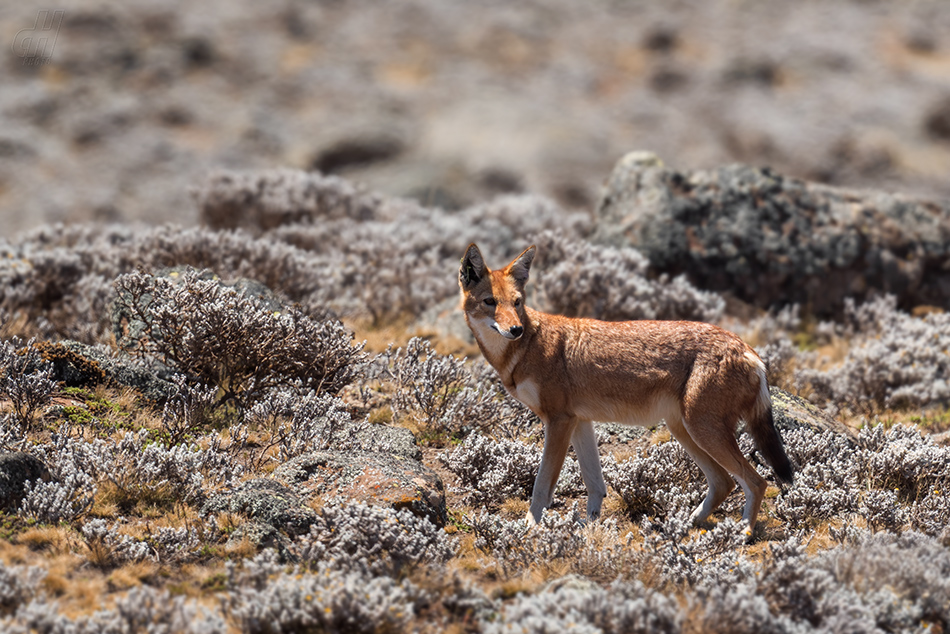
[0,452,49,510]
[594,151,950,316]
[769,386,857,443]
[202,478,318,538]
[275,450,447,527]
[37,339,176,403]
[349,423,422,462]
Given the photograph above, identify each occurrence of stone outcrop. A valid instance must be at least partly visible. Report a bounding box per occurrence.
[594,151,950,316]
[0,452,50,510]
[275,450,447,527]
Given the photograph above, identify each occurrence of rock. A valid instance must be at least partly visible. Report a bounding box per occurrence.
[348,423,423,462]
[0,453,50,510]
[202,478,319,539]
[227,521,292,560]
[769,387,857,443]
[594,151,950,316]
[34,339,176,403]
[275,451,447,527]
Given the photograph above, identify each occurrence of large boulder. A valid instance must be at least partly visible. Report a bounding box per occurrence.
[202,478,319,558]
[275,450,447,527]
[0,452,50,510]
[769,387,857,443]
[594,151,950,316]
[33,339,176,403]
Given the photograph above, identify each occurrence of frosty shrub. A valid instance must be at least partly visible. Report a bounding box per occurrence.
[18,477,95,525]
[292,502,456,577]
[0,562,45,617]
[441,433,584,508]
[242,388,361,468]
[18,428,102,524]
[0,337,56,427]
[796,295,950,413]
[1,585,226,634]
[0,223,338,342]
[772,422,950,535]
[82,519,204,566]
[471,505,584,576]
[471,505,640,580]
[530,232,725,323]
[856,423,950,502]
[113,270,365,409]
[105,430,233,505]
[195,168,383,231]
[268,193,587,322]
[225,551,422,634]
[693,529,950,633]
[378,338,537,439]
[641,511,754,587]
[483,578,682,634]
[600,436,706,520]
[161,375,218,445]
[21,426,242,522]
[82,518,155,565]
[383,337,468,426]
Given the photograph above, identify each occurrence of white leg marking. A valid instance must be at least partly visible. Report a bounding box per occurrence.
[571,420,606,521]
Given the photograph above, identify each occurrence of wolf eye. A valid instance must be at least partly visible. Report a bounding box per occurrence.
[514,298,522,307]
[483,297,496,306]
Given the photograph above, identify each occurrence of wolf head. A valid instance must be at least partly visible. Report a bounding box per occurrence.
[459,243,535,340]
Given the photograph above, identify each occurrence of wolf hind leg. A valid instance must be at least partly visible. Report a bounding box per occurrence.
[667,416,736,524]
[679,412,767,532]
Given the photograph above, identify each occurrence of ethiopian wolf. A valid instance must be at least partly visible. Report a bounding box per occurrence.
[459,244,794,532]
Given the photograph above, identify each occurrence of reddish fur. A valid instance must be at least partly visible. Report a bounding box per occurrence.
[459,244,793,532]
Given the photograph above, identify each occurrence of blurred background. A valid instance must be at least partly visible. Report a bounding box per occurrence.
[2,0,950,237]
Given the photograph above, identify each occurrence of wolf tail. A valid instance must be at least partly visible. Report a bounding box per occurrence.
[747,376,794,485]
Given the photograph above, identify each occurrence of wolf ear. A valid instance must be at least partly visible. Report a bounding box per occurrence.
[460,243,488,289]
[507,245,536,285]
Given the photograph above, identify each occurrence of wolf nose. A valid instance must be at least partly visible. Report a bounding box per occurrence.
[509,325,524,338]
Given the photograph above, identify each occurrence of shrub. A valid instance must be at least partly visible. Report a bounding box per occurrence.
[441,433,584,508]
[0,562,45,618]
[796,295,950,413]
[600,435,707,520]
[241,388,363,469]
[0,337,56,427]
[484,578,682,634]
[112,270,366,410]
[530,231,725,323]
[195,168,383,231]
[161,376,218,445]
[81,519,204,566]
[224,551,422,634]
[292,502,456,577]
[1,585,227,634]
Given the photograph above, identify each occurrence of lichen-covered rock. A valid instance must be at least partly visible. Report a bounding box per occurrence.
[34,339,175,403]
[275,451,447,527]
[0,452,50,510]
[202,478,318,539]
[594,151,950,315]
[348,423,422,462]
[769,387,856,443]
